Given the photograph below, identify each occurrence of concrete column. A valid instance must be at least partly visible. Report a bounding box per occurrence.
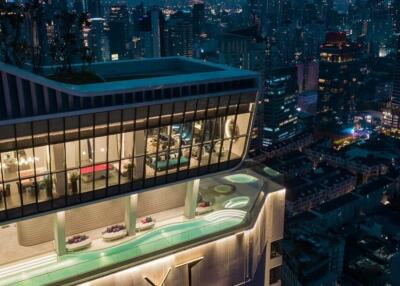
[134,130,146,179]
[53,211,66,256]
[184,179,200,219]
[124,194,138,235]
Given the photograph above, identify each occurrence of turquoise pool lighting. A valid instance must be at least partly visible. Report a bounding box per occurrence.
[223,196,250,209]
[0,210,247,286]
[224,174,258,184]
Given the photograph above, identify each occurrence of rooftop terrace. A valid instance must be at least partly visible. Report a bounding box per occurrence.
[0,57,258,97]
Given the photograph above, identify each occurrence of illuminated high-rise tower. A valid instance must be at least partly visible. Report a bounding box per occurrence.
[383,36,400,136]
[317,32,361,127]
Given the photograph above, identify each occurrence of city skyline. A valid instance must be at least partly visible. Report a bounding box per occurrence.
[0,0,400,285]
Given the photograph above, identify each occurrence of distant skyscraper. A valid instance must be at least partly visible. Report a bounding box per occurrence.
[192,2,205,40]
[108,4,129,60]
[383,36,400,135]
[392,37,400,105]
[151,8,161,58]
[137,8,162,58]
[317,32,361,127]
[87,0,103,18]
[87,18,110,62]
[164,11,193,57]
[263,67,299,147]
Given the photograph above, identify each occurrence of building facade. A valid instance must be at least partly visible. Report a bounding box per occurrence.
[263,67,299,147]
[0,57,285,286]
[317,32,361,127]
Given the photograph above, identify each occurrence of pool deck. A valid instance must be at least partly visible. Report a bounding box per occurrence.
[0,165,283,286]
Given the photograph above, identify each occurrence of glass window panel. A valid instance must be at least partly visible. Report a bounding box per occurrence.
[32,120,48,146]
[109,134,121,161]
[134,130,146,156]
[106,160,120,187]
[50,143,65,173]
[34,145,50,175]
[49,118,64,143]
[230,136,247,160]
[94,136,107,164]
[36,174,53,202]
[18,147,35,179]
[219,139,231,163]
[66,141,80,169]
[80,139,92,167]
[4,181,20,209]
[52,172,65,199]
[65,116,79,141]
[0,183,4,211]
[146,127,159,156]
[67,169,80,196]
[1,151,18,182]
[0,130,16,152]
[236,113,251,136]
[133,155,145,180]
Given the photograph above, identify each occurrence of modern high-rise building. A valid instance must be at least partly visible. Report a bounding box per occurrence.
[108,4,129,60]
[87,18,110,62]
[0,57,285,285]
[383,36,400,136]
[317,32,361,127]
[164,11,193,57]
[263,67,299,147]
[192,1,205,40]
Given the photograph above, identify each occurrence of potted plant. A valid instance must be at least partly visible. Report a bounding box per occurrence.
[42,175,53,198]
[126,163,133,181]
[70,172,79,194]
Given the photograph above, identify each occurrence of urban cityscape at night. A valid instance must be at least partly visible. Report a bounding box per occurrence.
[0,0,399,285]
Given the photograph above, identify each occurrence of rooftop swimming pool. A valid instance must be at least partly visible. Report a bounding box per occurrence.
[1,210,247,286]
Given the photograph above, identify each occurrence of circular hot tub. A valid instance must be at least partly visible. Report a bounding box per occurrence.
[223,174,258,184]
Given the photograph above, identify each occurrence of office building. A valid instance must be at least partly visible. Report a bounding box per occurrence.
[263,67,299,147]
[0,57,285,285]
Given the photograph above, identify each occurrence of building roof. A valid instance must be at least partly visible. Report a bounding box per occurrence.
[0,57,258,97]
[314,193,360,214]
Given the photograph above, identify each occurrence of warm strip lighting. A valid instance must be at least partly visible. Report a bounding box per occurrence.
[0,253,57,279]
[175,256,204,268]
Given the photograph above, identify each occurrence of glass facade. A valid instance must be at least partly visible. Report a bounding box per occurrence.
[0,93,255,221]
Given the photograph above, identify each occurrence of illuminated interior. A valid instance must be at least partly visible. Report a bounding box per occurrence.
[0,97,253,215]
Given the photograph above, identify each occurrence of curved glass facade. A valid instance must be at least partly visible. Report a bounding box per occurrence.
[0,93,255,221]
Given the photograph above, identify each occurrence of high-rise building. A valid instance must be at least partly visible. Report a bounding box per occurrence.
[0,57,285,286]
[108,4,129,60]
[383,36,400,136]
[87,18,110,62]
[87,0,103,18]
[164,11,193,57]
[263,67,299,147]
[192,1,205,40]
[137,8,162,58]
[317,32,361,127]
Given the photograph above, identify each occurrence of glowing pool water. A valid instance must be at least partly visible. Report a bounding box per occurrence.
[223,196,250,209]
[224,174,258,184]
[0,210,247,286]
